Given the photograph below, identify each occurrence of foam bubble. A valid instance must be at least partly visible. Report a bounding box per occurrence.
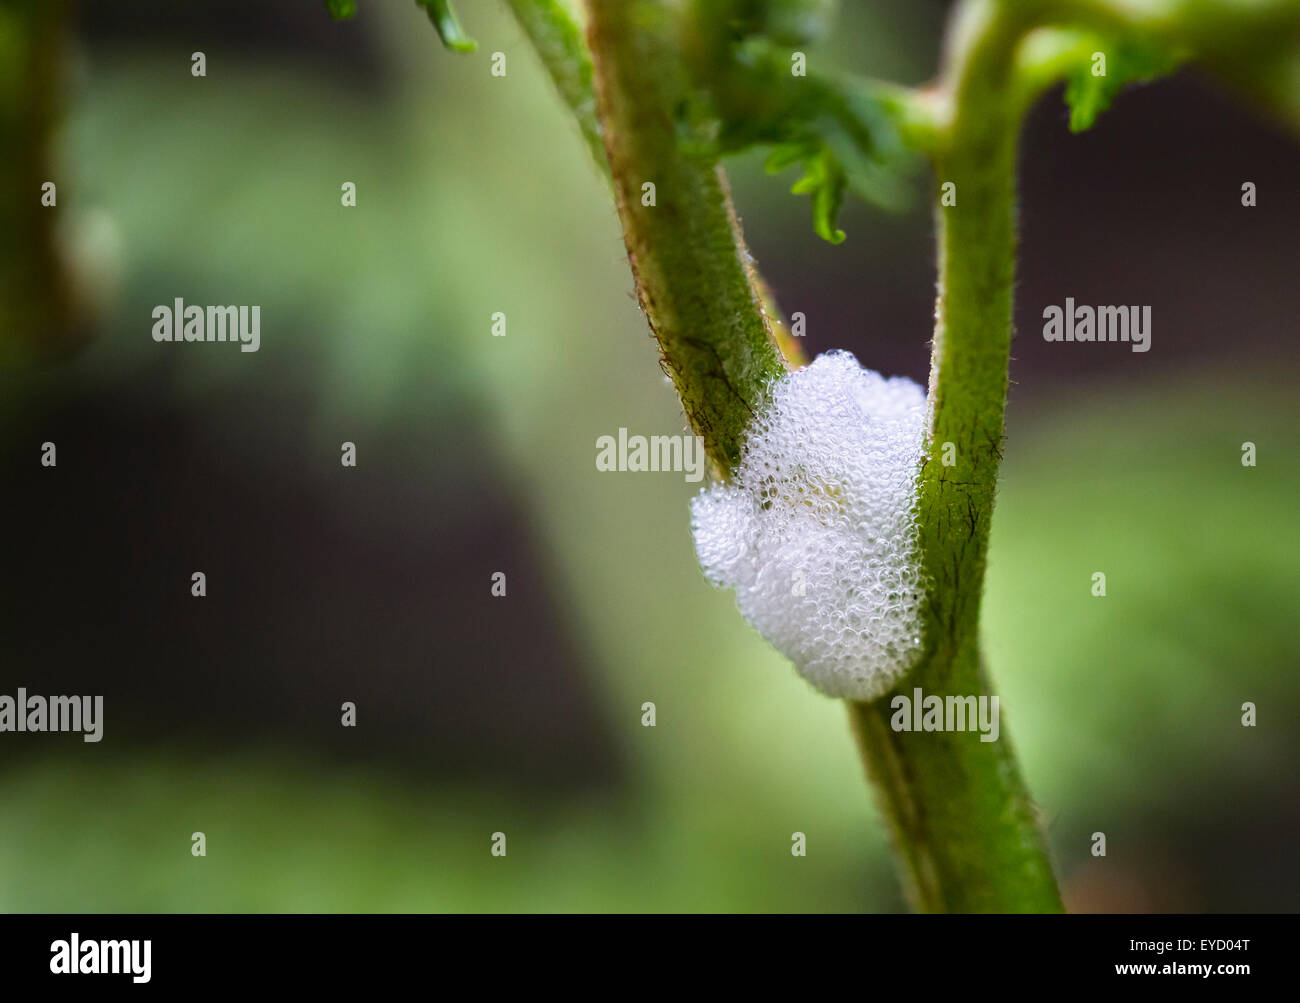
[690,350,928,700]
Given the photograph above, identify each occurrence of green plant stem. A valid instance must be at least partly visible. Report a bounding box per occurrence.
[843,0,1062,914]
[583,0,788,473]
[503,0,803,368]
[1020,0,1300,126]
[853,0,1300,911]
[1022,0,1300,52]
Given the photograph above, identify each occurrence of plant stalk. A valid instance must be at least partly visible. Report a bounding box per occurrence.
[583,0,789,474]
[847,0,1062,913]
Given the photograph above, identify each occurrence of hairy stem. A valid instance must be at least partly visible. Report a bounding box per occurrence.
[583,0,789,473]
[850,0,1300,912]
[847,0,1063,913]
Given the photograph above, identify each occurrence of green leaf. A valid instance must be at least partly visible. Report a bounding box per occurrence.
[325,0,476,53]
[416,0,477,53]
[1064,38,1181,133]
[786,147,845,243]
[763,143,808,174]
[681,27,912,243]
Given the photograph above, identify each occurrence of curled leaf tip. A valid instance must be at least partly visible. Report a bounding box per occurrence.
[418,0,478,53]
[1063,37,1181,133]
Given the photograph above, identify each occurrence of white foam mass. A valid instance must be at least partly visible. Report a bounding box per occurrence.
[690,351,928,700]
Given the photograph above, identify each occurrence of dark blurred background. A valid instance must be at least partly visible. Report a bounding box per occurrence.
[0,0,1296,911]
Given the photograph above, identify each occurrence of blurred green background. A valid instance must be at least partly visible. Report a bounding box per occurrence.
[1,0,1297,912]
